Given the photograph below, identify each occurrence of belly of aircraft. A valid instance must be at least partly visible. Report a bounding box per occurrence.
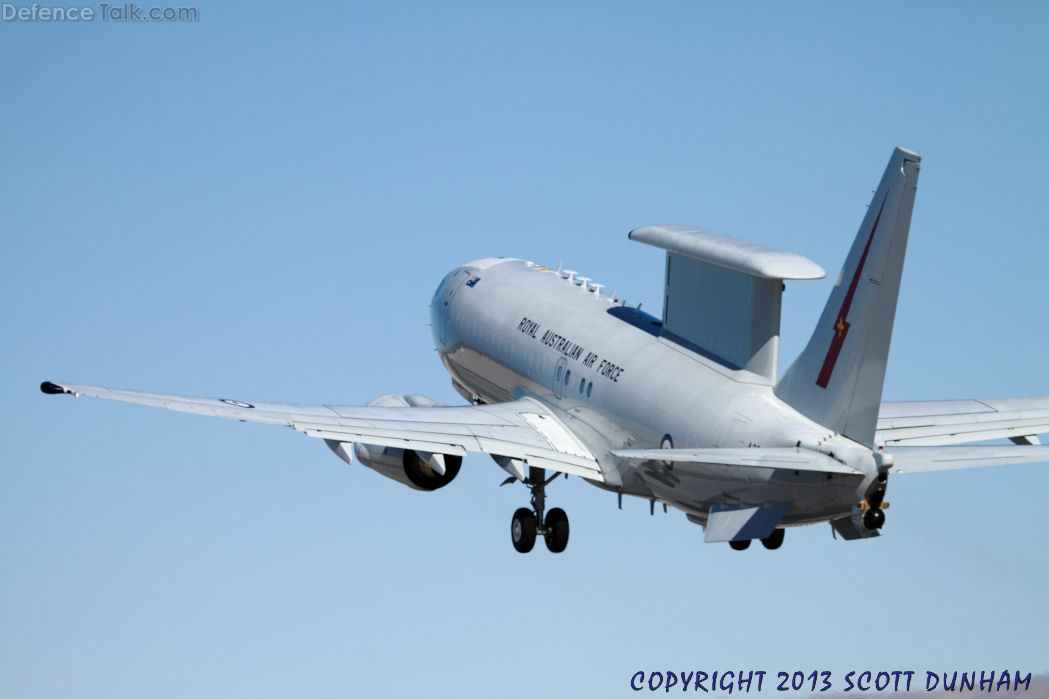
[636,460,861,525]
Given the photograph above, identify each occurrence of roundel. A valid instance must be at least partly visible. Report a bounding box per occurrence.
[660,433,674,469]
[220,398,255,409]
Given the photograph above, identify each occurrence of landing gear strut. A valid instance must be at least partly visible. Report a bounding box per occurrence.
[510,467,570,553]
[863,471,889,531]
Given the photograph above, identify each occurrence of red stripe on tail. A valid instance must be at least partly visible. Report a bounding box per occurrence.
[815,199,886,388]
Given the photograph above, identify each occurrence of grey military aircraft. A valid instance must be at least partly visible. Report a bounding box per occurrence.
[42,147,1049,552]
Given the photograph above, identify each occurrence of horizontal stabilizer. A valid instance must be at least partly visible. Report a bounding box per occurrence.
[610,447,861,474]
[886,445,1049,474]
[705,502,790,542]
[877,396,1049,446]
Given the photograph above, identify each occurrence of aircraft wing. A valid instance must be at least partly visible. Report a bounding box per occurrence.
[876,397,1049,446]
[39,381,606,483]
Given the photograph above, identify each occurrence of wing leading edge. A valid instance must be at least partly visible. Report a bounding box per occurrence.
[39,381,608,484]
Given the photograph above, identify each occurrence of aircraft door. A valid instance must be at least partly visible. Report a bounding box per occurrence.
[553,357,568,399]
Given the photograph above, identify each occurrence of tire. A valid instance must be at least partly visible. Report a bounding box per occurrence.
[863,507,885,530]
[543,507,570,553]
[760,528,784,550]
[728,538,751,551]
[511,508,537,553]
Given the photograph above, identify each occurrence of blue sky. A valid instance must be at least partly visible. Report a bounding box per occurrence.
[2,2,1048,697]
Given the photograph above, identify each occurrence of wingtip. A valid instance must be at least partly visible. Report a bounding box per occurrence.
[40,380,68,395]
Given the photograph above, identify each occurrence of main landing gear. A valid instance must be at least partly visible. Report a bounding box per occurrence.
[510,467,569,553]
[728,528,785,551]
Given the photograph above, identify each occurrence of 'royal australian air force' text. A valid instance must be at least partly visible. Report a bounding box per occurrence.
[516,316,624,382]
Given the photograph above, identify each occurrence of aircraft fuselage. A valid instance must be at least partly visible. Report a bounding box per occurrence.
[431,257,874,528]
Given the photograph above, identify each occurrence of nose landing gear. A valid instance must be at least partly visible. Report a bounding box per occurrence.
[861,471,889,531]
[509,467,570,553]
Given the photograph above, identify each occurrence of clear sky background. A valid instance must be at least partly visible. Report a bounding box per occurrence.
[2,2,1048,698]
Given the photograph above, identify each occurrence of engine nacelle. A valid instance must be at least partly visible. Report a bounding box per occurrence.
[324,393,462,491]
[352,443,462,491]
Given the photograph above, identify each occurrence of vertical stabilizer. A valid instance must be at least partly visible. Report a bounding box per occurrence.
[775,147,921,446]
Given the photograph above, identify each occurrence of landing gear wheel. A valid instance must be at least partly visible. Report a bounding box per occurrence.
[760,528,785,550]
[543,507,570,553]
[511,508,537,553]
[729,539,751,551]
[863,507,885,530]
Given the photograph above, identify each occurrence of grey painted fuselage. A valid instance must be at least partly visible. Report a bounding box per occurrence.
[431,258,873,527]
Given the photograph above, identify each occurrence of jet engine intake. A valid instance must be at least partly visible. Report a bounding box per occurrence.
[352,442,462,491]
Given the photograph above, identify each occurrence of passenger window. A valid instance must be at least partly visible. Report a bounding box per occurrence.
[579,378,585,393]
[556,366,563,382]
[586,381,593,397]
[564,370,571,384]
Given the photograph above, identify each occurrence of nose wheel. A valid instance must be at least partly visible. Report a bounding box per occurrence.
[509,467,570,553]
[862,472,889,531]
